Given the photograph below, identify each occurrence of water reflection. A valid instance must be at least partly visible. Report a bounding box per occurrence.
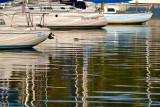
[104,25,153,107]
[35,29,108,107]
[104,25,151,47]
[100,25,155,107]
[1,25,160,107]
[145,21,160,106]
[0,49,50,106]
[146,34,152,107]
[106,25,153,107]
[36,29,107,52]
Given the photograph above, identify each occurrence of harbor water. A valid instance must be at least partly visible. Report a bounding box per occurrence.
[0,10,160,107]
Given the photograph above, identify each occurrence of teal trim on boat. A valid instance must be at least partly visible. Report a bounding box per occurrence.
[0,32,42,34]
[0,45,35,49]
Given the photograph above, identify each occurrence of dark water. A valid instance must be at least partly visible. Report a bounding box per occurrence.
[1,13,160,107]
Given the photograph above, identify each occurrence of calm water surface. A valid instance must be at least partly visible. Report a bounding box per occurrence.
[0,14,160,107]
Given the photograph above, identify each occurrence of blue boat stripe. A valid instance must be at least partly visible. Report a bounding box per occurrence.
[0,45,35,48]
[0,32,42,34]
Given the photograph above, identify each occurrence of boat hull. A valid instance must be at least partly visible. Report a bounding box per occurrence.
[11,12,107,28]
[103,12,153,24]
[0,27,50,48]
[46,12,107,28]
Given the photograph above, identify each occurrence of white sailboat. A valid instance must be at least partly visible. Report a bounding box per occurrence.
[101,1,153,24]
[103,12,153,24]
[0,0,53,49]
[85,0,153,24]
[2,1,107,28]
[0,26,50,48]
[102,3,153,24]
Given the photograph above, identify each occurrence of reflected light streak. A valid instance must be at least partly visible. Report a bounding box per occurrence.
[25,65,30,107]
[45,65,48,107]
[31,65,36,107]
[75,49,79,107]
[146,35,152,107]
[82,45,89,107]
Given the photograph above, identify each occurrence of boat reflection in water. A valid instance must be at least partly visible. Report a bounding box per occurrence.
[0,29,107,106]
[35,26,153,106]
[103,25,152,51]
[0,49,50,106]
[96,25,153,107]
[36,29,107,52]
[0,25,155,106]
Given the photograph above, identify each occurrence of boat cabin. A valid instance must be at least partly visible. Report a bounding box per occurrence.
[101,3,129,13]
[104,7,117,13]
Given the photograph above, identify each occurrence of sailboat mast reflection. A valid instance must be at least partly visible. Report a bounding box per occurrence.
[31,65,36,107]
[82,44,89,107]
[0,72,10,106]
[25,65,30,107]
[0,49,50,106]
[74,48,79,107]
[146,31,152,107]
[74,41,89,107]
[24,64,49,107]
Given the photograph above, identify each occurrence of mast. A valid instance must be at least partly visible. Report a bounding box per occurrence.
[22,0,31,26]
[22,0,25,14]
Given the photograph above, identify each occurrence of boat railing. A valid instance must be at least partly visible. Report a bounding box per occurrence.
[10,12,49,27]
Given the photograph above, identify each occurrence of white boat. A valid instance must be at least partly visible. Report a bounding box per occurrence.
[0,13,52,48]
[103,12,153,24]
[101,2,153,24]
[2,2,107,29]
[85,1,153,24]
[39,12,107,28]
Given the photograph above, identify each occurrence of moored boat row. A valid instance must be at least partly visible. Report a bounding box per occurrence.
[1,0,153,27]
[0,0,153,49]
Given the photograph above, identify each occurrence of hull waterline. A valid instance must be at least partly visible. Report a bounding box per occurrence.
[0,27,50,49]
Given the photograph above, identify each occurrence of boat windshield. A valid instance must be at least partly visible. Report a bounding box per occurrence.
[108,8,115,12]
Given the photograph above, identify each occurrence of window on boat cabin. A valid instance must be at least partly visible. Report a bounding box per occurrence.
[61,7,65,9]
[29,7,34,10]
[43,7,52,9]
[107,8,115,12]
[69,7,74,9]
[0,7,3,9]
[0,19,5,25]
